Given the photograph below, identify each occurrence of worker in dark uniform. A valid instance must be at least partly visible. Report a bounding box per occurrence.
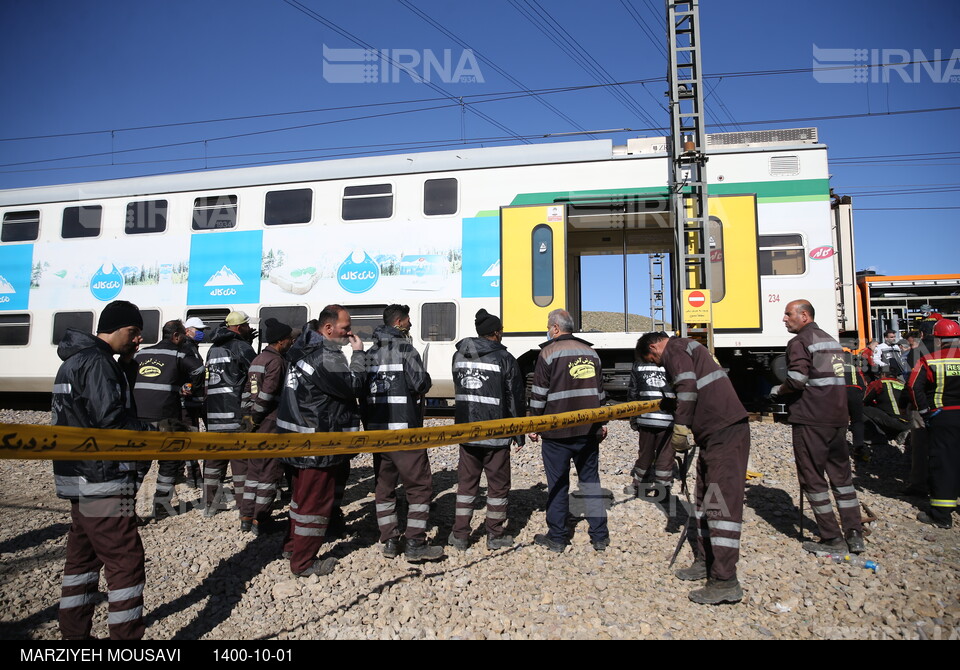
[202,311,256,517]
[238,318,294,535]
[277,305,365,577]
[180,317,209,488]
[363,305,443,562]
[772,300,864,555]
[625,346,676,500]
[132,319,204,520]
[909,318,960,528]
[862,373,910,447]
[638,331,750,606]
[52,300,156,640]
[449,309,526,551]
[841,349,868,462]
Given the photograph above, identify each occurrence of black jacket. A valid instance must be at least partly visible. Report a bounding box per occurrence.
[132,338,205,421]
[204,326,256,431]
[453,336,525,448]
[529,334,606,439]
[51,329,156,500]
[627,362,675,430]
[362,325,431,430]
[278,337,366,469]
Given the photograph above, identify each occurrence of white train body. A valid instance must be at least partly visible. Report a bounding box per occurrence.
[0,128,856,402]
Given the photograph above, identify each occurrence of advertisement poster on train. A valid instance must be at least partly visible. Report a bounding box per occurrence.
[0,244,33,311]
[27,238,189,310]
[461,216,501,298]
[260,221,461,302]
[187,230,263,306]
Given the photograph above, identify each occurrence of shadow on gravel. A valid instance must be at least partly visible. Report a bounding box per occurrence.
[0,521,69,554]
[849,440,910,501]
[256,544,527,641]
[745,483,819,540]
[0,603,59,640]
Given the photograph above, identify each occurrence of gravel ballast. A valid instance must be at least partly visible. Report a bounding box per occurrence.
[0,409,957,640]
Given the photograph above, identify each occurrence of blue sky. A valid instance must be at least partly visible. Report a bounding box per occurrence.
[0,0,957,314]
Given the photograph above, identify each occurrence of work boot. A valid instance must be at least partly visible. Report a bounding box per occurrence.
[688,578,743,605]
[591,537,611,552]
[917,511,952,529]
[486,535,515,550]
[404,539,445,563]
[152,503,172,522]
[675,558,708,581]
[845,529,865,554]
[533,534,566,554]
[382,537,401,559]
[623,484,640,498]
[292,557,337,577]
[240,517,253,533]
[447,532,470,552]
[802,536,848,555]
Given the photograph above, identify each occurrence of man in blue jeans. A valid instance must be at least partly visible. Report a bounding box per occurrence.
[528,309,609,552]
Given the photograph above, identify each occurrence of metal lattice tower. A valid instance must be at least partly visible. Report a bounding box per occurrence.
[666,0,712,348]
[649,253,667,332]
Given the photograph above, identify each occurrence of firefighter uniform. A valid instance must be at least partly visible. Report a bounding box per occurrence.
[862,376,910,444]
[626,362,676,497]
[842,351,867,459]
[203,323,255,513]
[361,325,434,549]
[908,323,960,527]
[777,320,863,547]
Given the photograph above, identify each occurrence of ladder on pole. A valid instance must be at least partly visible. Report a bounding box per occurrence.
[649,252,667,332]
[666,0,713,350]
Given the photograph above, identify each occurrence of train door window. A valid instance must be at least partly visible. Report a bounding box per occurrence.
[193,195,238,230]
[265,188,313,226]
[186,308,230,331]
[759,234,806,276]
[0,313,30,346]
[259,306,308,333]
[344,304,387,342]
[52,311,95,345]
[421,302,456,342]
[423,178,458,216]
[61,205,102,239]
[125,199,168,235]
[708,216,725,301]
[140,309,161,345]
[342,184,393,221]
[2,210,40,243]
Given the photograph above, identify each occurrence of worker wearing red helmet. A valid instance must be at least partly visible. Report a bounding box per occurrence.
[908,318,960,528]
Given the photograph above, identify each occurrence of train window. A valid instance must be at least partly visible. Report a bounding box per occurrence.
[265,189,313,226]
[532,225,554,307]
[52,311,95,345]
[344,304,387,342]
[423,178,458,216]
[708,216,726,301]
[759,234,806,276]
[259,306,309,335]
[141,309,161,345]
[342,184,393,221]
[421,302,456,342]
[61,205,102,239]
[125,200,168,235]
[186,308,230,331]
[0,313,30,346]
[193,195,238,230]
[1,211,40,243]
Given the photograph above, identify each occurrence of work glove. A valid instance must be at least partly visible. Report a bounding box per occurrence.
[240,415,257,433]
[671,424,692,452]
[766,387,780,403]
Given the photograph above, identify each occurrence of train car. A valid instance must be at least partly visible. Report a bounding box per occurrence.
[0,127,856,404]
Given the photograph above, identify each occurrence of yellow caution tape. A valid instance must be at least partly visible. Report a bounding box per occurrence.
[0,400,659,461]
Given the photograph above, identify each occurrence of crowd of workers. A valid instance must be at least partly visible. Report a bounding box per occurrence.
[48,297,959,638]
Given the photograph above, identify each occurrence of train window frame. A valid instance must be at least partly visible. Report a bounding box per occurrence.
[1,210,40,243]
[342,183,394,222]
[61,205,103,239]
[0,312,31,346]
[265,188,313,226]
[51,311,95,345]
[258,306,309,337]
[344,304,387,343]
[759,234,807,276]
[125,199,168,235]
[192,195,238,231]
[421,302,457,342]
[423,178,458,217]
[140,309,161,345]
[708,215,726,301]
[185,308,230,332]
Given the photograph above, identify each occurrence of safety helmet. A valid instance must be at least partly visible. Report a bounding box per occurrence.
[933,319,960,338]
